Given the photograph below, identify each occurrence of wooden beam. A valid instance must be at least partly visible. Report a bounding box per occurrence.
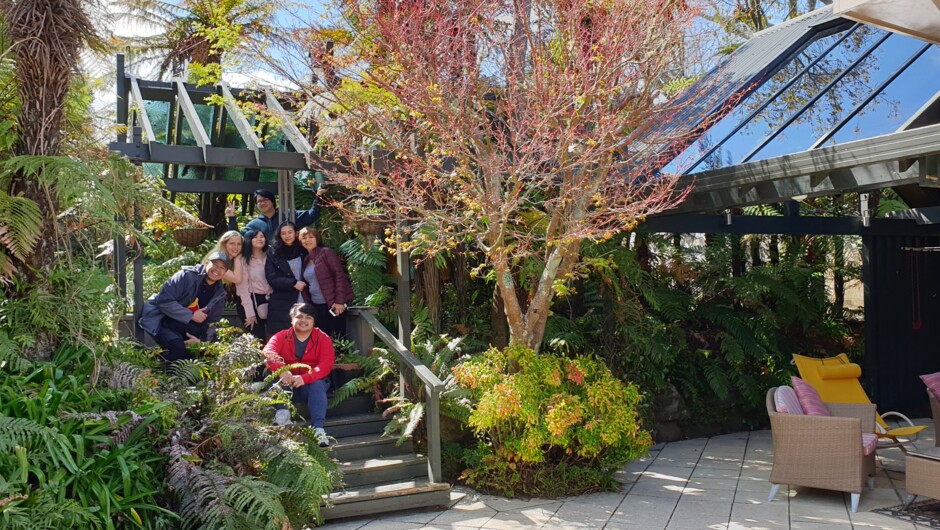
[129,76,156,144]
[174,78,211,160]
[265,89,313,165]
[673,122,940,210]
[643,213,940,236]
[163,178,277,194]
[220,82,263,164]
[675,159,922,213]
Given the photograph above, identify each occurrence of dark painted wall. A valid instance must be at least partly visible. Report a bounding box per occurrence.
[863,234,940,416]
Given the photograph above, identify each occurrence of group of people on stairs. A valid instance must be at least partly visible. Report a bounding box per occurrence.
[139,188,355,447]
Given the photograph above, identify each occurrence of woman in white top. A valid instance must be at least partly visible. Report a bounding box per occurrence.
[235,227,274,340]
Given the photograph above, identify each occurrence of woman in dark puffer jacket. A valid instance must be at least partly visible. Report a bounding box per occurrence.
[298,227,355,339]
[264,221,307,338]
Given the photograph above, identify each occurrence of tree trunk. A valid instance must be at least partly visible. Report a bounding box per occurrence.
[418,259,441,334]
[490,288,510,349]
[730,235,745,277]
[833,236,845,317]
[2,0,93,361]
[453,249,468,323]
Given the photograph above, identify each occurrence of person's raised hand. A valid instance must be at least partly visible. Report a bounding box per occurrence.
[225,200,237,217]
[191,308,208,323]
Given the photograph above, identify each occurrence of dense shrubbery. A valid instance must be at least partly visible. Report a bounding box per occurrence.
[0,302,340,529]
[543,232,860,431]
[452,345,652,497]
[0,343,173,529]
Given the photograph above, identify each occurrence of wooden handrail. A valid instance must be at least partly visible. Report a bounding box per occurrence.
[358,310,444,483]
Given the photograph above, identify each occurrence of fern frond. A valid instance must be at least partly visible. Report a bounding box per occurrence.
[168,359,209,385]
[0,194,42,261]
[223,477,287,530]
[0,416,77,473]
[702,362,731,400]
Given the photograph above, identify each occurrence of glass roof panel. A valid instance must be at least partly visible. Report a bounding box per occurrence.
[749,33,925,161]
[661,27,853,175]
[684,24,888,174]
[826,44,940,145]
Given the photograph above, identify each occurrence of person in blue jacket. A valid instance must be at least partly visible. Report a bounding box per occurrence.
[226,187,325,243]
[139,251,231,366]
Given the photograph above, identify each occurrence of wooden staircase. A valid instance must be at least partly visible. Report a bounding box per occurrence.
[320,396,451,520]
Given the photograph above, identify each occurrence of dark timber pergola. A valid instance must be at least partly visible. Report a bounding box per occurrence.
[108,55,413,345]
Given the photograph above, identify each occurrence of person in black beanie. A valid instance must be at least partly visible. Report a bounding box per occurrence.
[227,187,325,243]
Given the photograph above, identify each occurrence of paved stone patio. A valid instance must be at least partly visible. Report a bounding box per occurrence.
[321,419,936,529]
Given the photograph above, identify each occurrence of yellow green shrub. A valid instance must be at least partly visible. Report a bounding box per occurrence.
[453,345,652,496]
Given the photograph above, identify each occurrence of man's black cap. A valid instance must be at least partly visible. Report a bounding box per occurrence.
[254,189,277,202]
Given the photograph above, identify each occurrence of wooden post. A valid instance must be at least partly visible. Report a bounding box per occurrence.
[426,383,443,483]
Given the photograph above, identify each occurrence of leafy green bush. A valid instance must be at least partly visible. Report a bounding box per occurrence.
[0,345,174,529]
[452,345,651,497]
[157,333,340,530]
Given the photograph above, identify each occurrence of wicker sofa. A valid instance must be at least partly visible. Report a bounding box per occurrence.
[766,387,876,512]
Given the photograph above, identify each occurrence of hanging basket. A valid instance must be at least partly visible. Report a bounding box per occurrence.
[347,215,392,238]
[172,227,211,248]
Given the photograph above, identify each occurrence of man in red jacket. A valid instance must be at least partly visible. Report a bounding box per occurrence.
[263,303,335,447]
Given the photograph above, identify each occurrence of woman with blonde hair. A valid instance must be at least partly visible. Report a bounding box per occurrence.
[208,230,244,285]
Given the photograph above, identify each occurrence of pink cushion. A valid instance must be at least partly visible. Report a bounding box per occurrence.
[774,386,804,415]
[920,372,940,402]
[791,376,830,416]
[861,433,878,456]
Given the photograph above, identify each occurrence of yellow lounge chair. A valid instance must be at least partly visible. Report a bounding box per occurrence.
[793,353,926,452]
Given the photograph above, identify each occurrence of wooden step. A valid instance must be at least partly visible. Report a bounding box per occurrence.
[326,394,375,417]
[323,479,451,520]
[324,412,387,438]
[338,453,429,487]
[328,432,413,461]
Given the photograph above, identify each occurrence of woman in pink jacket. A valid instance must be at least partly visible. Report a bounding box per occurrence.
[263,303,335,447]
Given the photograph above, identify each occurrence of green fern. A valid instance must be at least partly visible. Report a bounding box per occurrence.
[221,477,288,530]
[0,417,77,472]
[168,358,210,385]
[702,361,731,400]
[0,193,42,262]
[339,236,391,304]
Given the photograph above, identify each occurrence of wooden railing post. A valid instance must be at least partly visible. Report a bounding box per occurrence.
[360,312,446,484]
[345,307,377,356]
[426,383,442,483]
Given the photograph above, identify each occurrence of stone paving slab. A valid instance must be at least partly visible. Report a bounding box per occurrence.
[318,419,936,529]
